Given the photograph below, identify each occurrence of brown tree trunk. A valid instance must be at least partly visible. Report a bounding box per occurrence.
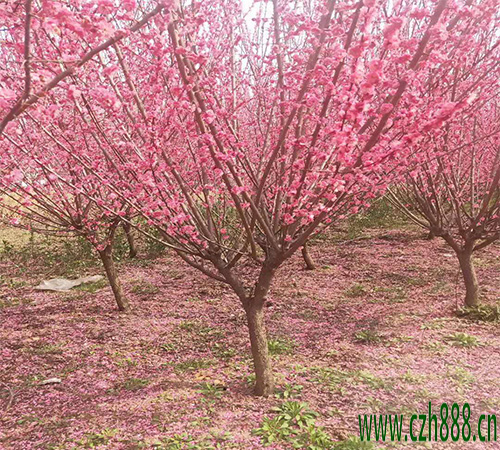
[301,242,316,270]
[245,303,274,396]
[243,261,279,396]
[457,249,479,307]
[98,245,129,311]
[426,230,435,240]
[123,222,138,258]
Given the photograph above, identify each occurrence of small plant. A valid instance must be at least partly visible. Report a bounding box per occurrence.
[179,320,198,331]
[122,378,150,391]
[76,278,108,293]
[173,358,214,373]
[130,280,159,296]
[275,383,303,399]
[444,332,480,348]
[245,373,256,387]
[272,401,318,428]
[448,366,475,386]
[160,343,178,353]
[401,370,424,384]
[254,401,333,449]
[421,318,449,330]
[197,382,226,400]
[457,304,500,322]
[211,343,236,360]
[354,329,382,344]
[31,343,65,355]
[78,428,118,448]
[423,341,446,353]
[312,367,350,390]
[333,435,380,449]
[355,370,390,390]
[115,356,138,368]
[254,416,290,445]
[363,397,384,412]
[344,283,367,298]
[268,337,294,356]
[156,433,212,450]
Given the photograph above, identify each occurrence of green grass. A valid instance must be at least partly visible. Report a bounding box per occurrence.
[268,337,295,356]
[75,278,108,293]
[30,343,65,355]
[130,280,159,296]
[456,304,500,322]
[173,358,215,373]
[344,283,367,298]
[354,329,383,344]
[121,378,150,391]
[444,332,480,348]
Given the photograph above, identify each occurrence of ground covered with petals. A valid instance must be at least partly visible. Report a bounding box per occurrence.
[1,227,499,449]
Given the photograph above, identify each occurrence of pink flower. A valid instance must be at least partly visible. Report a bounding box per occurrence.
[379,103,394,115]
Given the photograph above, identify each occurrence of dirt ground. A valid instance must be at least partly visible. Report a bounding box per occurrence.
[0,227,499,449]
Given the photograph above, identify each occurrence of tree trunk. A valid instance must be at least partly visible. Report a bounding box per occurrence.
[123,222,138,258]
[243,261,279,396]
[98,246,129,311]
[457,249,479,307]
[301,242,316,270]
[426,230,435,240]
[245,303,274,396]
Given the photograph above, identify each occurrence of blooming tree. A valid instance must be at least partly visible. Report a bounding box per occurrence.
[388,102,499,307]
[0,0,166,134]
[0,119,133,311]
[0,0,173,310]
[1,0,499,395]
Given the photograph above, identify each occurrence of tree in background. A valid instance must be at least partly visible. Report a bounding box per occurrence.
[1,0,498,395]
[0,115,133,311]
[389,102,499,307]
[0,0,171,309]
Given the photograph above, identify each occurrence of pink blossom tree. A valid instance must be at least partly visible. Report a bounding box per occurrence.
[0,0,173,310]
[388,102,500,307]
[2,0,499,395]
[0,118,133,311]
[0,0,167,134]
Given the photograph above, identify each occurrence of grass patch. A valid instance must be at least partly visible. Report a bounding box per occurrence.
[173,358,215,373]
[130,280,159,296]
[76,429,118,447]
[444,332,480,348]
[211,343,236,360]
[75,278,108,293]
[344,283,367,298]
[268,337,295,356]
[121,378,150,391]
[197,382,226,400]
[0,296,32,309]
[354,329,383,344]
[30,343,65,355]
[1,232,99,277]
[456,304,500,323]
[345,197,408,239]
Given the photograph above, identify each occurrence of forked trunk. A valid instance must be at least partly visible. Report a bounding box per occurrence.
[457,249,479,307]
[98,245,129,311]
[245,303,274,396]
[301,242,316,270]
[123,222,138,258]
